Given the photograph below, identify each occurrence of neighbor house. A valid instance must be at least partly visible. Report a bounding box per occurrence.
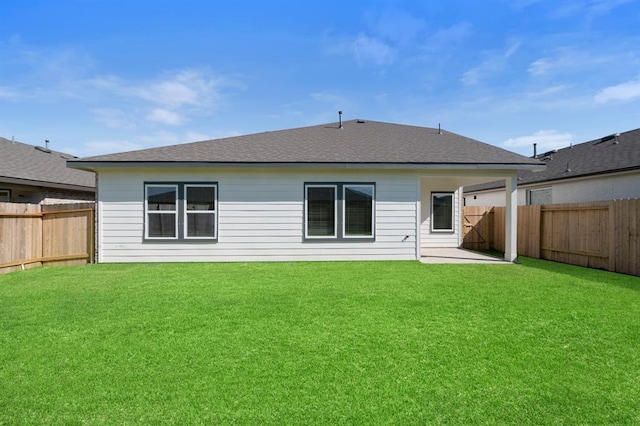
[464,128,640,206]
[1,137,95,204]
[68,119,543,263]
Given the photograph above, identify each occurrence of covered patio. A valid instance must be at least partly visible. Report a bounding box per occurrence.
[418,171,522,262]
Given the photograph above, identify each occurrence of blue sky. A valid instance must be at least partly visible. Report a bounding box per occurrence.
[1,0,639,158]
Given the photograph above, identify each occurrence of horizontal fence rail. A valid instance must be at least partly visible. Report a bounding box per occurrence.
[463,199,640,276]
[0,202,95,274]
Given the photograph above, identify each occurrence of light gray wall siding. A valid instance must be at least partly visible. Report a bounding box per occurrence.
[97,168,419,262]
[419,177,461,249]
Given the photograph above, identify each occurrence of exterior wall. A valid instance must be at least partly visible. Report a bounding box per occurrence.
[464,171,640,206]
[420,177,461,248]
[97,168,420,262]
[464,188,508,207]
[550,172,640,203]
[0,182,94,204]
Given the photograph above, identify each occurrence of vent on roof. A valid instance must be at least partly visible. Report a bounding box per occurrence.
[596,133,619,145]
[338,111,343,129]
[35,146,51,154]
[356,119,365,123]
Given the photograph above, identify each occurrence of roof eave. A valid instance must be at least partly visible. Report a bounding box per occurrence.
[68,160,545,172]
[0,176,96,192]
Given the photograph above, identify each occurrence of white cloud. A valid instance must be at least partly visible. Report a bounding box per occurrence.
[132,70,221,108]
[351,34,394,65]
[146,108,185,125]
[502,130,575,152]
[426,22,473,51]
[594,78,640,103]
[88,68,229,127]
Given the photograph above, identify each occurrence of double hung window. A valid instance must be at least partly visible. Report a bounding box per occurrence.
[145,183,217,240]
[305,183,375,240]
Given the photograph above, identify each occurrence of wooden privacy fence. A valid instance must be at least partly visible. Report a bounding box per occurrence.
[0,202,95,274]
[463,199,640,276]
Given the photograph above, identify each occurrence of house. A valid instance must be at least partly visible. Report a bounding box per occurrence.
[68,119,543,263]
[0,137,95,204]
[464,128,640,206]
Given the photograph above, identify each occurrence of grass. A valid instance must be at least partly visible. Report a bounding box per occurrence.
[1,259,639,424]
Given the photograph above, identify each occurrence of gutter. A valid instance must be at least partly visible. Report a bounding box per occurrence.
[68,160,546,173]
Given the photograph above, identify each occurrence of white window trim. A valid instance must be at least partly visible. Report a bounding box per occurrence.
[145,184,179,240]
[183,184,218,240]
[342,184,375,239]
[305,184,338,239]
[431,192,454,233]
[0,189,10,202]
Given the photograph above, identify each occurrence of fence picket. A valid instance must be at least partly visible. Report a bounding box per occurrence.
[0,202,94,274]
[463,199,640,276]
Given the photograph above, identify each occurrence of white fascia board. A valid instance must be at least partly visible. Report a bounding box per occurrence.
[68,161,545,172]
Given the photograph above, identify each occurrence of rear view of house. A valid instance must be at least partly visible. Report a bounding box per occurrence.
[69,119,543,263]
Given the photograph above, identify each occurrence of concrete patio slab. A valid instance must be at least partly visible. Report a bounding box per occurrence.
[420,248,513,264]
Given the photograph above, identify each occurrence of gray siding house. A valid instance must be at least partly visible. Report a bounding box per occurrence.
[69,120,543,263]
[0,137,95,204]
[464,128,640,206]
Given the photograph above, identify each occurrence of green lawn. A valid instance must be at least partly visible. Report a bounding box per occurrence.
[1,259,639,424]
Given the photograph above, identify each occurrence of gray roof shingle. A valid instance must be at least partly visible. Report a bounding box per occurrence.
[71,120,541,166]
[0,137,95,189]
[465,128,640,192]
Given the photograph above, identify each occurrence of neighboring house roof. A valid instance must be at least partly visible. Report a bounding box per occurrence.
[0,137,95,191]
[465,127,640,193]
[69,120,543,169]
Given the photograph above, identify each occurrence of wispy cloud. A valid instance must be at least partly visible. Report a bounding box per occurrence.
[594,78,640,103]
[425,22,473,52]
[502,129,575,151]
[527,48,627,77]
[89,68,230,127]
[461,40,521,86]
[349,34,394,65]
[146,108,185,125]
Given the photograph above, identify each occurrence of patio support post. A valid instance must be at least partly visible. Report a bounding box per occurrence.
[504,174,518,262]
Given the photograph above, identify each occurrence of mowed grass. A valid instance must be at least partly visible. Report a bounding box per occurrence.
[1,259,639,424]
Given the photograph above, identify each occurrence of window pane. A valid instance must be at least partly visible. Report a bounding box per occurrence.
[187,213,215,238]
[433,194,453,230]
[187,186,215,211]
[147,186,176,211]
[529,188,551,205]
[148,213,176,237]
[307,186,336,237]
[345,186,373,236]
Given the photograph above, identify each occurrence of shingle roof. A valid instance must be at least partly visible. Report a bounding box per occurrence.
[71,120,542,167]
[0,137,95,190]
[465,127,640,193]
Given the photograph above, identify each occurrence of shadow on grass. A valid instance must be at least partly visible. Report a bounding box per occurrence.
[470,248,640,292]
[517,256,640,292]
